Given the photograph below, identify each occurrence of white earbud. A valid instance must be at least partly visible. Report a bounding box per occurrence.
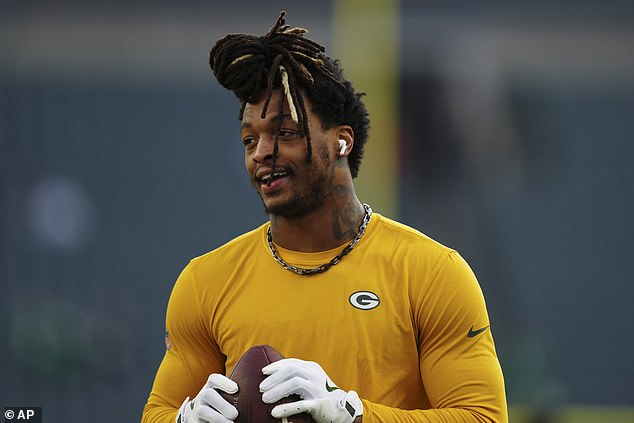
[338,139,347,155]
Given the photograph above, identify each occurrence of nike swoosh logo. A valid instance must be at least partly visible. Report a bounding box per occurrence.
[325,381,340,392]
[467,324,490,338]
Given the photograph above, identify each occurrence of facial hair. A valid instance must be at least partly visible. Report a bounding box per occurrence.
[253,144,332,218]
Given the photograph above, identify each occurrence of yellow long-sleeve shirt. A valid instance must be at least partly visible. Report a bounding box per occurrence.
[142,213,507,422]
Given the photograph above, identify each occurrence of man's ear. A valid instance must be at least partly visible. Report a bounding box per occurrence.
[336,126,354,157]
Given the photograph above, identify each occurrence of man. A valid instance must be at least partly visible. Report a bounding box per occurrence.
[142,11,507,423]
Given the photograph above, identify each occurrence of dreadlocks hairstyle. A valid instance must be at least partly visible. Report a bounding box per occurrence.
[209,11,370,178]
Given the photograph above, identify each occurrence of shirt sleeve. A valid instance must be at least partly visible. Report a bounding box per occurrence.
[361,251,508,423]
[141,263,226,423]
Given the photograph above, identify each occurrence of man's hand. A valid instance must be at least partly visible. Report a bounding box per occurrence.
[176,374,239,423]
[259,358,363,423]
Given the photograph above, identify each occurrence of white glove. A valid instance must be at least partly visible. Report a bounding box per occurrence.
[176,374,239,423]
[259,358,363,423]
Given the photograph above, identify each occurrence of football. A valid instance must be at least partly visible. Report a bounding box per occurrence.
[221,345,314,423]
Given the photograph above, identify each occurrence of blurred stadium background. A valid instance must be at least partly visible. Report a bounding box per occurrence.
[1,0,633,421]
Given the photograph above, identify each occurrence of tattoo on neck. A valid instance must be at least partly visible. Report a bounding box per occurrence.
[332,204,360,240]
[333,209,356,240]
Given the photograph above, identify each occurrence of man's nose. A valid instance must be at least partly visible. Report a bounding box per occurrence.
[253,134,276,163]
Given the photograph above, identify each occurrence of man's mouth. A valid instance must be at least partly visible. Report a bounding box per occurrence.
[255,168,291,194]
[260,170,288,186]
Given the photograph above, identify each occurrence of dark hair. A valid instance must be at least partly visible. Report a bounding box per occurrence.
[209,11,370,178]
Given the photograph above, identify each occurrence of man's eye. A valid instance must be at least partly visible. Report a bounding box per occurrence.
[242,137,257,147]
[277,129,303,139]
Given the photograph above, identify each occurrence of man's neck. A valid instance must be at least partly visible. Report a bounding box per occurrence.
[269,197,365,252]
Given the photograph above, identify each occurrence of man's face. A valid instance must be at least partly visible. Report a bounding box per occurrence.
[241,90,338,218]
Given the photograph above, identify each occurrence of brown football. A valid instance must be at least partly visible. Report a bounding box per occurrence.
[220,345,314,423]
